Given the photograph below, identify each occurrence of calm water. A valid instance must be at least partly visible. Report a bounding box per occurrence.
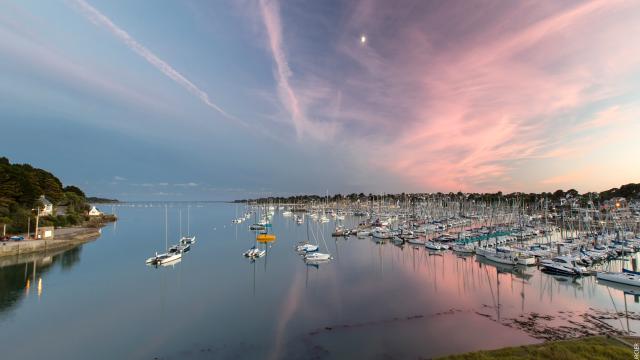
[0,203,638,359]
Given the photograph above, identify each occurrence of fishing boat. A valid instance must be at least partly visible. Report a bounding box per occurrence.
[597,269,640,287]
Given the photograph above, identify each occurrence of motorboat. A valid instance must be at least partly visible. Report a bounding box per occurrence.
[540,256,586,276]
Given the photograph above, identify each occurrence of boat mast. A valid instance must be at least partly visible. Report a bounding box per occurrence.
[165,205,168,251]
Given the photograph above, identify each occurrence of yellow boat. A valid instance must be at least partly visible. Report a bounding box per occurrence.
[256,233,276,242]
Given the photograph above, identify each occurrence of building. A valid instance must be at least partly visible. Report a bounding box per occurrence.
[88,206,103,216]
[38,195,53,216]
[36,226,54,240]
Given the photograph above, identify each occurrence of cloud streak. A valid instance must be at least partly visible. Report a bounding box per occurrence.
[70,0,236,122]
[257,0,339,140]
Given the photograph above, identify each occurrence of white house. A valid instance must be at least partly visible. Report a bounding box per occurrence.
[38,195,53,216]
[88,206,103,216]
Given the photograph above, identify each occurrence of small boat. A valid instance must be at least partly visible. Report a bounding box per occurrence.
[169,243,190,253]
[356,230,371,237]
[249,224,266,231]
[256,233,276,242]
[540,256,586,276]
[296,243,319,253]
[157,252,182,264]
[332,226,346,237]
[371,227,393,239]
[597,269,640,287]
[407,238,426,245]
[305,252,331,261]
[180,236,196,245]
[452,243,475,254]
[243,246,266,258]
[425,241,447,250]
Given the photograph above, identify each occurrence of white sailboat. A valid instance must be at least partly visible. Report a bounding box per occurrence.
[146,206,182,265]
[180,205,196,245]
[597,269,640,287]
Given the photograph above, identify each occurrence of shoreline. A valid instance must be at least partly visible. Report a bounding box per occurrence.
[436,335,636,359]
[0,226,103,258]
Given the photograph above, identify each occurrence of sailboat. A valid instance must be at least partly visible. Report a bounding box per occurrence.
[180,205,196,245]
[146,205,182,265]
[597,269,640,287]
[296,217,319,253]
[304,220,332,263]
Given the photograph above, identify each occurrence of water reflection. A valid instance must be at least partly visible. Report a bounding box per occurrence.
[0,246,83,316]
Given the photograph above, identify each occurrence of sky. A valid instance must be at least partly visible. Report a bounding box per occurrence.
[1,0,639,200]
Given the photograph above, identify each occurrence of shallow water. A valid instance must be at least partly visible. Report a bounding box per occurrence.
[0,203,637,359]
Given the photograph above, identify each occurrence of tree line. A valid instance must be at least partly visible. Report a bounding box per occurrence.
[0,157,91,233]
[235,184,640,205]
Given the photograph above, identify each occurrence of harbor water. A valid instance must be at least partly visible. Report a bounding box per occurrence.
[0,202,637,359]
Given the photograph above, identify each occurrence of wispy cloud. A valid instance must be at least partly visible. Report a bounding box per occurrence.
[70,0,238,122]
[257,0,338,140]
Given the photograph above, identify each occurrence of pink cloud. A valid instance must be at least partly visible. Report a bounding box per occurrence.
[302,0,640,192]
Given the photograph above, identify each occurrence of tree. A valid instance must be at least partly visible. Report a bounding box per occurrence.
[63,185,86,198]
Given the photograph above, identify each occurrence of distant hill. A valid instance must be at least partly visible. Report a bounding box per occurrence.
[87,197,119,203]
[0,157,90,232]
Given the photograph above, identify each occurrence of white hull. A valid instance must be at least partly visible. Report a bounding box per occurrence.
[484,252,516,265]
[305,252,331,261]
[425,241,446,250]
[158,253,182,264]
[597,271,640,287]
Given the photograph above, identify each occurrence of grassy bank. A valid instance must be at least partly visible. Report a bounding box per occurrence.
[436,336,634,360]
